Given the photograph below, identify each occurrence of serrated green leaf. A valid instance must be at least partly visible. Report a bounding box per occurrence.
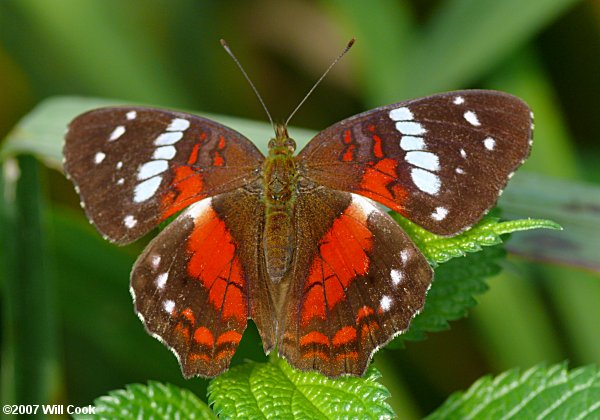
[427,363,600,419]
[75,381,215,419]
[388,214,559,345]
[208,355,393,419]
[390,245,501,346]
[392,213,561,266]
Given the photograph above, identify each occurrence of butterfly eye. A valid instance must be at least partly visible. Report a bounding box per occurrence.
[268,139,276,149]
[284,138,296,153]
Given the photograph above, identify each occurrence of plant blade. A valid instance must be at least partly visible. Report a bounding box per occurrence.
[208,355,393,419]
[427,364,600,419]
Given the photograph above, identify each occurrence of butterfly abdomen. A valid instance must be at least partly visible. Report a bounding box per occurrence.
[263,134,299,283]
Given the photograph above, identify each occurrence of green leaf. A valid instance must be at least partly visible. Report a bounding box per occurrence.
[427,363,600,419]
[0,156,59,405]
[393,212,561,266]
[208,355,393,419]
[387,214,559,344]
[391,245,501,345]
[76,381,215,419]
[501,171,600,273]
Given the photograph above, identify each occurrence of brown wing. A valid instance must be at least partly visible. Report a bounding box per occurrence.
[64,107,264,244]
[296,90,532,236]
[130,187,275,378]
[277,186,433,377]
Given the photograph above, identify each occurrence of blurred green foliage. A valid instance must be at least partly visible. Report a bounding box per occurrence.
[1,0,600,418]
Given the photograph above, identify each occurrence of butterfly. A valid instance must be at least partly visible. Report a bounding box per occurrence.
[63,89,532,378]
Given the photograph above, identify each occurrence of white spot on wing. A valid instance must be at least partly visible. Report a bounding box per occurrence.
[167,118,190,132]
[134,176,162,202]
[400,250,409,264]
[126,111,137,120]
[137,160,168,180]
[124,215,137,228]
[109,125,126,141]
[406,151,440,171]
[116,161,123,170]
[380,295,392,312]
[400,136,425,151]
[389,107,413,121]
[116,178,124,185]
[456,167,465,174]
[411,168,440,195]
[464,111,481,126]
[163,299,175,314]
[153,145,177,160]
[186,197,213,219]
[351,193,377,217]
[94,152,106,164]
[390,269,403,286]
[453,96,465,105]
[483,137,496,150]
[460,149,467,158]
[395,121,427,136]
[154,132,183,146]
[156,272,168,289]
[151,255,161,268]
[431,206,448,221]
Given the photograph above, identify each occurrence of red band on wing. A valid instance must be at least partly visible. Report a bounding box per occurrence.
[216,330,242,346]
[301,201,374,326]
[300,331,330,347]
[298,326,361,364]
[302,278,327,323]
[215,349,236,362]
[332,326,357,346]
[186,204,247,324]
[212,136,226,166]
[342,129,356,162]
[359,158,408,214]
[193,327,214,347]
[356,306,374,324]
[181,308,195,324]
[372,134,384,158]
[161,143,206,219]
[354,305,381,344]
[175,321,191,343]
[188,353,211,363]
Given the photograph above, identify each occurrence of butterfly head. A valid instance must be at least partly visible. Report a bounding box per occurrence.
[268,123,296,156]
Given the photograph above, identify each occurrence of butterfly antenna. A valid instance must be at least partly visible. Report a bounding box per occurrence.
[284,38,355,128]
[220,39,275,134]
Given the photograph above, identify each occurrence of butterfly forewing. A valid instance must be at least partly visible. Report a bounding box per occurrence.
[297,90,533,235]
[64,107,264,244]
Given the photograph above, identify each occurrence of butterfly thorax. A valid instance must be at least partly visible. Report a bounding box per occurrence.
[262,125,298,283]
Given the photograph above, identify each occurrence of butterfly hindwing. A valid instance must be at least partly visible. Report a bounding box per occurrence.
[297,90,533,235]
[130,187,274,378]
[277,186,433,377]
[64,107,264,244]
